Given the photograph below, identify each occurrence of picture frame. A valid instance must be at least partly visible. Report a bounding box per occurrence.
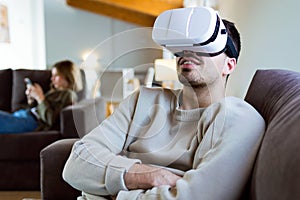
[0,3,10,43]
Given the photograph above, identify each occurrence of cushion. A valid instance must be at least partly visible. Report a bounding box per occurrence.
[0,69,12,112]
[245,69,300,200]
[11,69,51,112]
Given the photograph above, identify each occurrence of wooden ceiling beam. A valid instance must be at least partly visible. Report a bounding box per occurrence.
[66,0,183,27]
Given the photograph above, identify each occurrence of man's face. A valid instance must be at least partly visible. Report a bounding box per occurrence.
[176,50,228,88]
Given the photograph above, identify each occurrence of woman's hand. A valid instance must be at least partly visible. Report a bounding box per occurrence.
[124,164,182,190]
[25,83,45,104]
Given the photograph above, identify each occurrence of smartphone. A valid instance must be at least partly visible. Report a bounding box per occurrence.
[24,77,33,86]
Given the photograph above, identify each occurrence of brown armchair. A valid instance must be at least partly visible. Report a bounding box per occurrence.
[0,68,105,191]
[40,69,300,200]
[243,69,300,199]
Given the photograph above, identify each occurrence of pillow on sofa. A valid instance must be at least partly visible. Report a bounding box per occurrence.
[0,69,12,112]
[12,69,51,112]
[245,69,300,199]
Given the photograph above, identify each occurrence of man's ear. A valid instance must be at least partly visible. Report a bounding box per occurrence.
[222,57,236,76]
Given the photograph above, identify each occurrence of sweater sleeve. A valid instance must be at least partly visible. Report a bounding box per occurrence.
[116,97,265,200]
[63,91,142,196]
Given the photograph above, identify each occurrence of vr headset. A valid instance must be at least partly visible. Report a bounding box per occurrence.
[152,7,238,60]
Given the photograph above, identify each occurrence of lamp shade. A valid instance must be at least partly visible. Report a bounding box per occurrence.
[154,59,178,81]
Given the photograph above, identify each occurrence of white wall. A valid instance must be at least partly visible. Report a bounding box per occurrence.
[0,0,46,69]
[220,0,300,97]
[44,0,113,67]
[44,0,162,97]
[44,0,161,69]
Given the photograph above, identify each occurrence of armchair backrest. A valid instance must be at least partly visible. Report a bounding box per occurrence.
[244,69,300,199]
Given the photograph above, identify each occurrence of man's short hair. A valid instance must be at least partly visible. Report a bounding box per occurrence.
[223,19,241,60]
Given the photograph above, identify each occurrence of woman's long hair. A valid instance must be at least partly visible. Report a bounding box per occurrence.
[52,60,83,92]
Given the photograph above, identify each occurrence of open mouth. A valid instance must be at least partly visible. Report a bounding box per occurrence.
[178,57,202,68]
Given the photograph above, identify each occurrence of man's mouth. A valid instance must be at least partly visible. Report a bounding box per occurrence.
[178,57,202,68]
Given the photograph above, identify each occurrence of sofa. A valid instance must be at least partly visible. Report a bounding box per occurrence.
[40,69,300,200]
[0,68,105,190]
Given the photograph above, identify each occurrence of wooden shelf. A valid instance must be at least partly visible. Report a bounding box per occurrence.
[66,0,183,27]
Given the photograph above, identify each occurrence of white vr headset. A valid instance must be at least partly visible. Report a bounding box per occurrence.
[152,7,238,60]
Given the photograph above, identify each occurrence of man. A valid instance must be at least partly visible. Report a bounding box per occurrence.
[63,7,265,200]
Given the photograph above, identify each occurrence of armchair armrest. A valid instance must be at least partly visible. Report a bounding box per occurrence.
[40,97,105,199]
[40,139,80,200]
[60,97,106,138]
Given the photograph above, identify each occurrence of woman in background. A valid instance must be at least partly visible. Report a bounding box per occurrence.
[0,60,82,134]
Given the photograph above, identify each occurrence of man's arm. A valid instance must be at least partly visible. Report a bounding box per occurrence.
[63,91,142,196]
[117,98,266,200]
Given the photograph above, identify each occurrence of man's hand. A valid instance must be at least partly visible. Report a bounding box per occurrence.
[124,164,181,190]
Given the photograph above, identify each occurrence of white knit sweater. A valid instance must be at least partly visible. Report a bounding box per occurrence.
[63,87,265,200]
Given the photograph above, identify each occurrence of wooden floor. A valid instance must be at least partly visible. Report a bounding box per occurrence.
[0,191,40,200]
